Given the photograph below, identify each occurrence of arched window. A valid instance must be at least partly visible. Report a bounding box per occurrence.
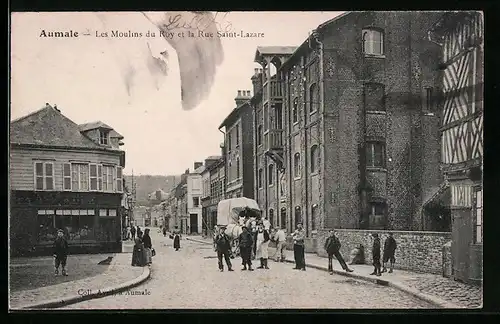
[280,207,287,231]
[258,168,263,188]
[294,206,302,229]
[257,125,263,146]
[294,153,301,178]
[236,157,240,178]
[362,29,384,56]
[269,209,274,229]
[309,83,318,113]
[310,145,319,173]
[268,164,274,186]
[292,97,299,123]
[311,204,318,231]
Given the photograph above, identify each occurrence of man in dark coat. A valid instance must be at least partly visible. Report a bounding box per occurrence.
[130,225,136,240]
[324,230,353,274]
[370,233,382,276]
[238,225,254,271]
[53,229,69,276]
[382,232,397,273]
[173,226,181,251]
[215,226,233,272]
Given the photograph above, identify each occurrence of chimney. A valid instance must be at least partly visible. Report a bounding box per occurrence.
[194,161,203,170]
[220,142,225,156]
[251,68,263,95]
[235,89,251,107]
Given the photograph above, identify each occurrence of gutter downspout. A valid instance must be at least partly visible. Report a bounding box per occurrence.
[302,55,309,238]
[219,127,227,200]
[315,30,326,231]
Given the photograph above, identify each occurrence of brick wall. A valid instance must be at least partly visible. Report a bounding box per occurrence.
[315,228,451,275]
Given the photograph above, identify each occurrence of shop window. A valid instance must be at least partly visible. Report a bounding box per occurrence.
[54,209,96,241]
[37,209,56,243]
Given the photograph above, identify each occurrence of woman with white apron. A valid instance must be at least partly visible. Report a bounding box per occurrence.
[255,224,270,269]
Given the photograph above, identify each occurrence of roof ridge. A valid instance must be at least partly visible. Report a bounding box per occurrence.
[10,105,54,124]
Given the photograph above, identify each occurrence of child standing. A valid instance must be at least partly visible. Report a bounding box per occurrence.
[382,232,397,273]
[53,229,69,276]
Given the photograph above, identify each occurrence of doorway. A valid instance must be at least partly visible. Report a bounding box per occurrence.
[190,214,198,234]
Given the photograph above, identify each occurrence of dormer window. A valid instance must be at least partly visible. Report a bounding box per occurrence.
[99,130,109,145]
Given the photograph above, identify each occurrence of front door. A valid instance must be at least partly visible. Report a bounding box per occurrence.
[451,209,471,282]
[190,214,198,234]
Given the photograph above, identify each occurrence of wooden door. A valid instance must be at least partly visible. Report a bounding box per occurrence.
[190,214,198,234]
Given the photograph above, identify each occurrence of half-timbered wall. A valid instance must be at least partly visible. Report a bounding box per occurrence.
[441,13,483,165]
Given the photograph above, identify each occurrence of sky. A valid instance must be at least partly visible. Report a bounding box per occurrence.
[11,11,343,176]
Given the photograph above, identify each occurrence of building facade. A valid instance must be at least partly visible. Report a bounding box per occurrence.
[10,104,125,256]
[186,162,204,234]
[219,90,256,199]
[252,12,445,243]
[427,11,483,285]
[201,156,224,236]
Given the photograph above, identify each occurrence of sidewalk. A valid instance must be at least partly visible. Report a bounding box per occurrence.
[186,236,482,309]
[9,252,150,310]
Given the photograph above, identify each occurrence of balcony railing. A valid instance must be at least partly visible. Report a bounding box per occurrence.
[267,129,284,150]
[263,80,283,102]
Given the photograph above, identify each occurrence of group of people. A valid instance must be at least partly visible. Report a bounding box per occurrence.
[163,225,182,251]
[131,228,153,267]
[370,232,397,276]
[125,225,143,241]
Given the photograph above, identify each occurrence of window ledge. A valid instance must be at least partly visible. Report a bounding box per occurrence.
[364,54,386,59]
[269,184,274,187]
[366,110,387,115]
[366,167,387,173]
[294,177,301,181]
[310,172,319,176]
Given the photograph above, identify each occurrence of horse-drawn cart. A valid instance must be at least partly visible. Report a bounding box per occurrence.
[215,197,261,257]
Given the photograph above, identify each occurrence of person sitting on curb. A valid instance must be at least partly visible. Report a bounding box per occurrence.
[324,229,353,275]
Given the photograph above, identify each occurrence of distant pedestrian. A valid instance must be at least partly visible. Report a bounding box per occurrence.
[324,230,353,274]
[292,223,306,271]
[142,228,153,266]
[255,224,270,269]
[370,233,382,276]
[272,227,287,262]
[53,229,69,276]
[382,232,397,273]
[131,234,147,267]
[238,225,254,271]
[215,226,233,272]
[162,226,168,237]
[173,226,181,251]
[126,226,131,240]
[130,226,136,240]
[137,226,143,238]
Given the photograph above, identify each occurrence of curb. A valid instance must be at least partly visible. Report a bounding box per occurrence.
[187,237,464,309]
[21,265,151,309]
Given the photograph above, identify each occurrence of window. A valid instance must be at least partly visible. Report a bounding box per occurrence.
[116,166,123,192]
[424,87,434,111]
[99,130,109,145]
[90,164,98,191]
[366,142,385,168]
[474,189,483,243]
[264,105,269,131]
[34,161,54,190]
[309,83,318,113]
[236,125,240,146]
[294,153,301,178]
[268,164,274,186]
[193,197,200,207]
[257,125,263,146]
[362,29,384,56]
[63,163,72,191]
[54,209,96,241]
[102,165,115,192]
[364,83,385,111]
[280,208,286,230]
[227,134,232,152]
[98,165,103,191]
[37,209,56,243]
[294,206,302,229]
[292,98,299,123]
[236,157,240,178]
[258,168,263,188]
[269,209,274,229]
[311,204,318,231]
[310,145,319,173]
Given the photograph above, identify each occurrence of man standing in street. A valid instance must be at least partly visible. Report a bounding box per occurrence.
[215,226,233,272]
[370,233,382,276]
[382,232,397,273]
[130,225,136,241]
[272,227,287,262]
[292,222,306,271]
[238,225,254,271]
[324,230,353,274]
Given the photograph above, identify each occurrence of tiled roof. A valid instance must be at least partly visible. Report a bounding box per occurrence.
[79,121,124,139]
[10,105,102,149]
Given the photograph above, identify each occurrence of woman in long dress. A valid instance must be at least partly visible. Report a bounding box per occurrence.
[142,228,153,265]
[173,226,181,251]
[131,234,147,267]
[255,224,270,269]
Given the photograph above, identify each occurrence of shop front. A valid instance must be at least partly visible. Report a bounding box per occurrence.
[10,190,122,256]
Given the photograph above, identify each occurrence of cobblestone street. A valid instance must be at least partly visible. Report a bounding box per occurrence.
[62,232,436,309]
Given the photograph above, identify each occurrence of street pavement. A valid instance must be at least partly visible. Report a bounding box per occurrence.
[61,230,436,309]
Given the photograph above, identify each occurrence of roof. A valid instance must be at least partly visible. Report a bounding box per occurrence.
[254,46,297,65]
[206,155,222,160]
[10,105,103,149]
[218,100,251,129]
[79,121,124,139]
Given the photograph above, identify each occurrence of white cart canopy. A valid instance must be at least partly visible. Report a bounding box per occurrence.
[216,198,260,226]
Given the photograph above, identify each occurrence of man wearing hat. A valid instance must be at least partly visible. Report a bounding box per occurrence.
[238,225,254,271]
[291,222,306,271]
[53,229,69,276]
[370,233,382,276]
[215,226,233,272]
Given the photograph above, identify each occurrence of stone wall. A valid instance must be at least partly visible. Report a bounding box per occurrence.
[316,229,451,275]
[442,241,452,278]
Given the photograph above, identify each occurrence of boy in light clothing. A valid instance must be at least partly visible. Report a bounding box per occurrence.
[273,227,287,262]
